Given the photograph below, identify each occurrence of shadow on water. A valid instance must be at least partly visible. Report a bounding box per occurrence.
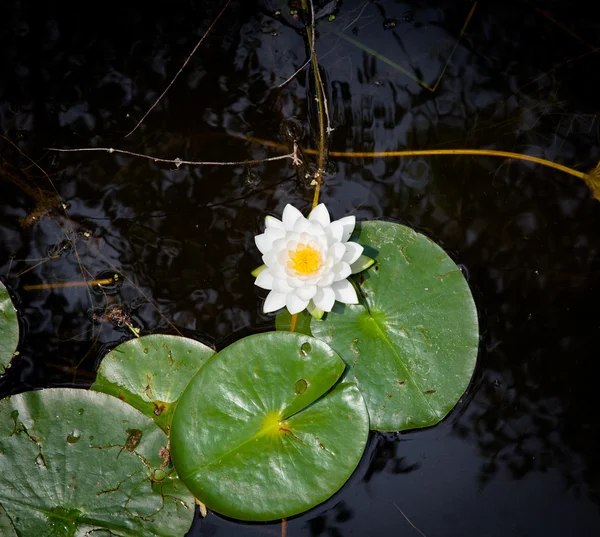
[1,0,599,535]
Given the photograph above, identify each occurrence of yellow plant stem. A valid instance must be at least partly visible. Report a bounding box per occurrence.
[237,136,587,181]
[326,149,587,180]
[23,278,115,291]
[290,313,298,333]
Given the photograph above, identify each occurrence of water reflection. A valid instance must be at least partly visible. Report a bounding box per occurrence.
[1,0,599,536]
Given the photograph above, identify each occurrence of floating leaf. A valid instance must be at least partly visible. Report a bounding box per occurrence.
[275,309,313,335]
[0,281,18,374]
[92,334,214,432]
[311,221,478,432]
[0,388,194,536]
[0,504,17,537]
[170,332,369,521]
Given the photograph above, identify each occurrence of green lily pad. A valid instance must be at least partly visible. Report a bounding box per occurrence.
[0,504,17,537]
[275,309,313,336]
[0,281,18,375]
[311,221,478,432]
[92,334,214,433]
[170,332,369,521]
[0,388,194,537]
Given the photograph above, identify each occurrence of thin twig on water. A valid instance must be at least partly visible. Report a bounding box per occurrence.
[124,0,233,138]
[46,146,302,168]
[393,503,427,537]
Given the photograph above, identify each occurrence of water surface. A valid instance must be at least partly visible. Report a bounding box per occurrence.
[1,1,599,535]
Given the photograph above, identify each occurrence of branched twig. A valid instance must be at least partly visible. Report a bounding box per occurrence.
[124,0,233,138]
[46,146,302,168]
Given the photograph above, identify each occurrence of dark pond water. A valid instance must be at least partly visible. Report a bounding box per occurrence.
[1,0,600,535]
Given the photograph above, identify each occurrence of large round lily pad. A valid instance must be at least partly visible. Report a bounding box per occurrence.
[0,281,18,374]
[92,334,214,432]
[0,388,195,536]
[311,221,478,432]
[170,332,369,521]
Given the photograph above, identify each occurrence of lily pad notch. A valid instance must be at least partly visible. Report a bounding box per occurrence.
[170,332,370,521]
[311,221,479,432]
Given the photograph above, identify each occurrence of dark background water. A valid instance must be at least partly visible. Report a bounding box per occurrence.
[1,0,599,535]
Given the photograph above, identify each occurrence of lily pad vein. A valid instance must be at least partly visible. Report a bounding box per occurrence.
[371,315,439,418]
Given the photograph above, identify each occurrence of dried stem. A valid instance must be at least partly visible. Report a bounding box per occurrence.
[46,146,302,168]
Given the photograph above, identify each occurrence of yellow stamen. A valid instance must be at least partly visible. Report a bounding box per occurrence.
[289,245,321,275]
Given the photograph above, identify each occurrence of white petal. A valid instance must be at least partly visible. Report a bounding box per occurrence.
[277,249,290,265]
[308,204,330,228]
[317,271,334,287]
[266,258,286,278]
[254,269,274,290]
[332,261,351,282]
[282,204,304,230]
[263,291,287,313]
[337,216,356,243]
[284,231,300,245]
[286,294,310,315]
[305,273,323,286]
[271,237,286,252]
[331,279,358,304]
[308,222,326,236]
[325,221,344,245]
[273,278,293,293]
[297,232,313,244]
[296,284,317,301]
[255,227,285,254]
[265,215,284,229]
[313,286,335,312]
[327,243,346,264]
[287,277,304,289]
[342,242,363,264]
[293,217,312,234]
[313,233,329,252]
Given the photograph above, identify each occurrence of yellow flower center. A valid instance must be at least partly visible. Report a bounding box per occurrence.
[289,244,322,275]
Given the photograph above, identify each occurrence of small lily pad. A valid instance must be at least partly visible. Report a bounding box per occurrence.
[170,332,369,521]
[0,388,194,536]
[0,281,18,374]
[311,221,479,432]
[91,334,215,432]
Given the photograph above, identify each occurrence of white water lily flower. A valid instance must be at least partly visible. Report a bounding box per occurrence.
[253,204,373,317]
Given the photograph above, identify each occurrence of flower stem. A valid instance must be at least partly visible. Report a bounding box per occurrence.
[302,0,328,210]
[289,314,298,333]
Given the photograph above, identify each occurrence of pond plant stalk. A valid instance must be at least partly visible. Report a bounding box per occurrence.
[288,0,331,338]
